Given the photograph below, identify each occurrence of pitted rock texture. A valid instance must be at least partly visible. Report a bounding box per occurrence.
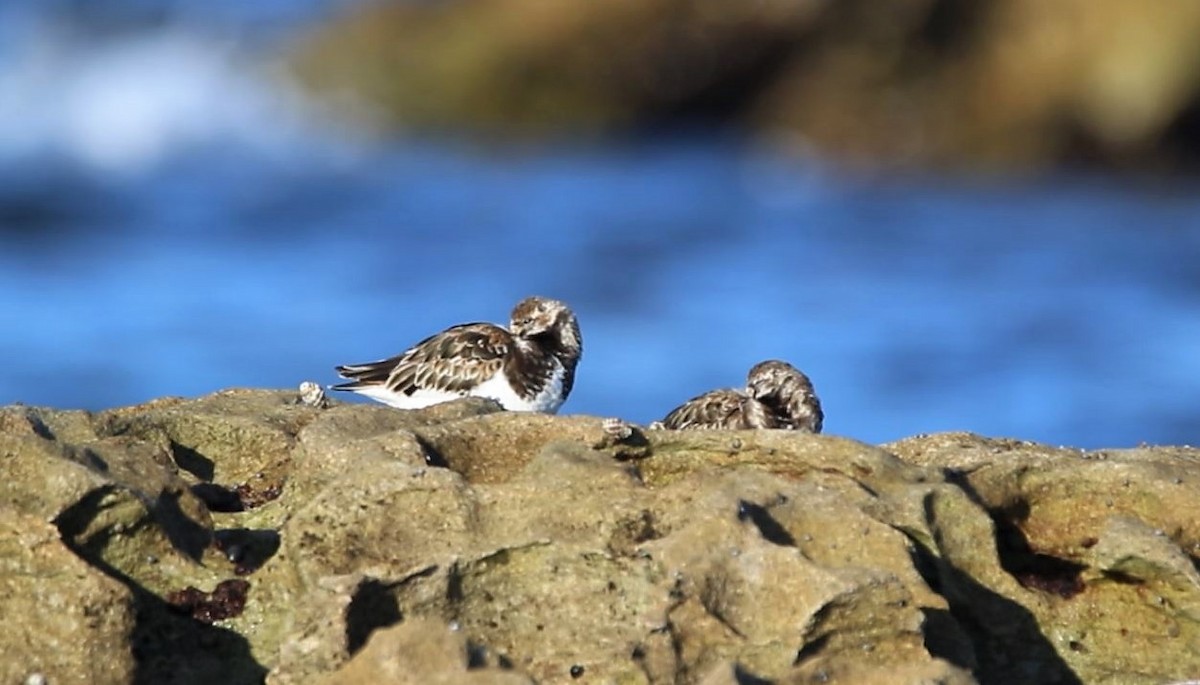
[1,389,1198,684]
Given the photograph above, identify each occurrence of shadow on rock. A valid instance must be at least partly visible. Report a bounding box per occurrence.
[213,528,282,576]
[171,441,216,481]
[907,534,1083,684]
[345,578,407,655]
[151,487,214,562]
[55,493,267,685]
[945,471,1088,599]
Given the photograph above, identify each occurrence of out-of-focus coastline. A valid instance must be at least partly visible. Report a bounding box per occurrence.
[291,0,1200,173]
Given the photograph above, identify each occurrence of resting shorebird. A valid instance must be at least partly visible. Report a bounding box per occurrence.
[332,296,582,413]
[745,360,823,432]
[656,360,823,431]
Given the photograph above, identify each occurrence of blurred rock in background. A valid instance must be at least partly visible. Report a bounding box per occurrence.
[291,0,1200,172]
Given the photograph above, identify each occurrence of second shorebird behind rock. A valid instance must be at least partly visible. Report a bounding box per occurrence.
[332,296,582,413]
[656,360,823,431]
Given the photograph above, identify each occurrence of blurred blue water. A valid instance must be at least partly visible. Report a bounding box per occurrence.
[1,2,1198,448]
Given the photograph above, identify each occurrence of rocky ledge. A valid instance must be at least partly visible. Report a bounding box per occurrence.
[2,388,1198,684]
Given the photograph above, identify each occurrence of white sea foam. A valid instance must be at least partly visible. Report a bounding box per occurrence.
[0,7,353,172]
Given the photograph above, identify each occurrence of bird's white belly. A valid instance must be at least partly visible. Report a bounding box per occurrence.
[472,363,566,413]
[350,364,566,413]
[347,384,464,409]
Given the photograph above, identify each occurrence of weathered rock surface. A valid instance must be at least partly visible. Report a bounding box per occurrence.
[2,389,1199,684]
[0,508,135,685]
[289,0,1200,172]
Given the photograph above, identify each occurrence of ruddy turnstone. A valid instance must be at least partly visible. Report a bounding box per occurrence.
[332,296,582,413]
[656,360,823,431]
[745,359,823,432]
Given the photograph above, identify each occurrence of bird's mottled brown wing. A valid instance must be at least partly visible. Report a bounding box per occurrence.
[658,389,777,430]
[780,393,823,433]
[334,323,511,396]
[746,360,824,433]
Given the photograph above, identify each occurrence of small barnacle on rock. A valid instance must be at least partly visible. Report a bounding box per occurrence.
[601,417,634,441]
[298,381,329,408]
[592,417,651,459]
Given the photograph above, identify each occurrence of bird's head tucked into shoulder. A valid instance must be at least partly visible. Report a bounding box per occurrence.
[746,359,814,401]
[509,296,582,359]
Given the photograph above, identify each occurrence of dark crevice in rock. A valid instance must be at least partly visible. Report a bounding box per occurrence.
[733,663,774,684]
[191,483,245,512]
[793,633,830,666]
[907,541,943,594]
[667,621,685,680]
[23,409,56,440]
[191,479,283,513]
[628,645,646,681]
[345,580,405,657]
[906,540,979,670]
[1010,557,1087,599]
[151,488,213,562]
[465,640,490,668]
[344,566,437,657]
[940,468,986,506]
[919,607,977,673]
[945,471,1086,599]
[54,494,266,684]
[54,485,123,543]
[213,528,281,576]
[57,483,212,566]
[415,434,450,468]
[447,562,465,605]
[1100,570,1143,586]
[697,579,747,639]
[901,525,1083,684]
[736,499,796,547]
[170,441,216,481]
[61,443,111,474]
[346,578,405,655]
[846,475,879,498]
[933,561,1080,682]
[464,640,516,671]
[130,587,266,685]
[990,504,1086,599]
